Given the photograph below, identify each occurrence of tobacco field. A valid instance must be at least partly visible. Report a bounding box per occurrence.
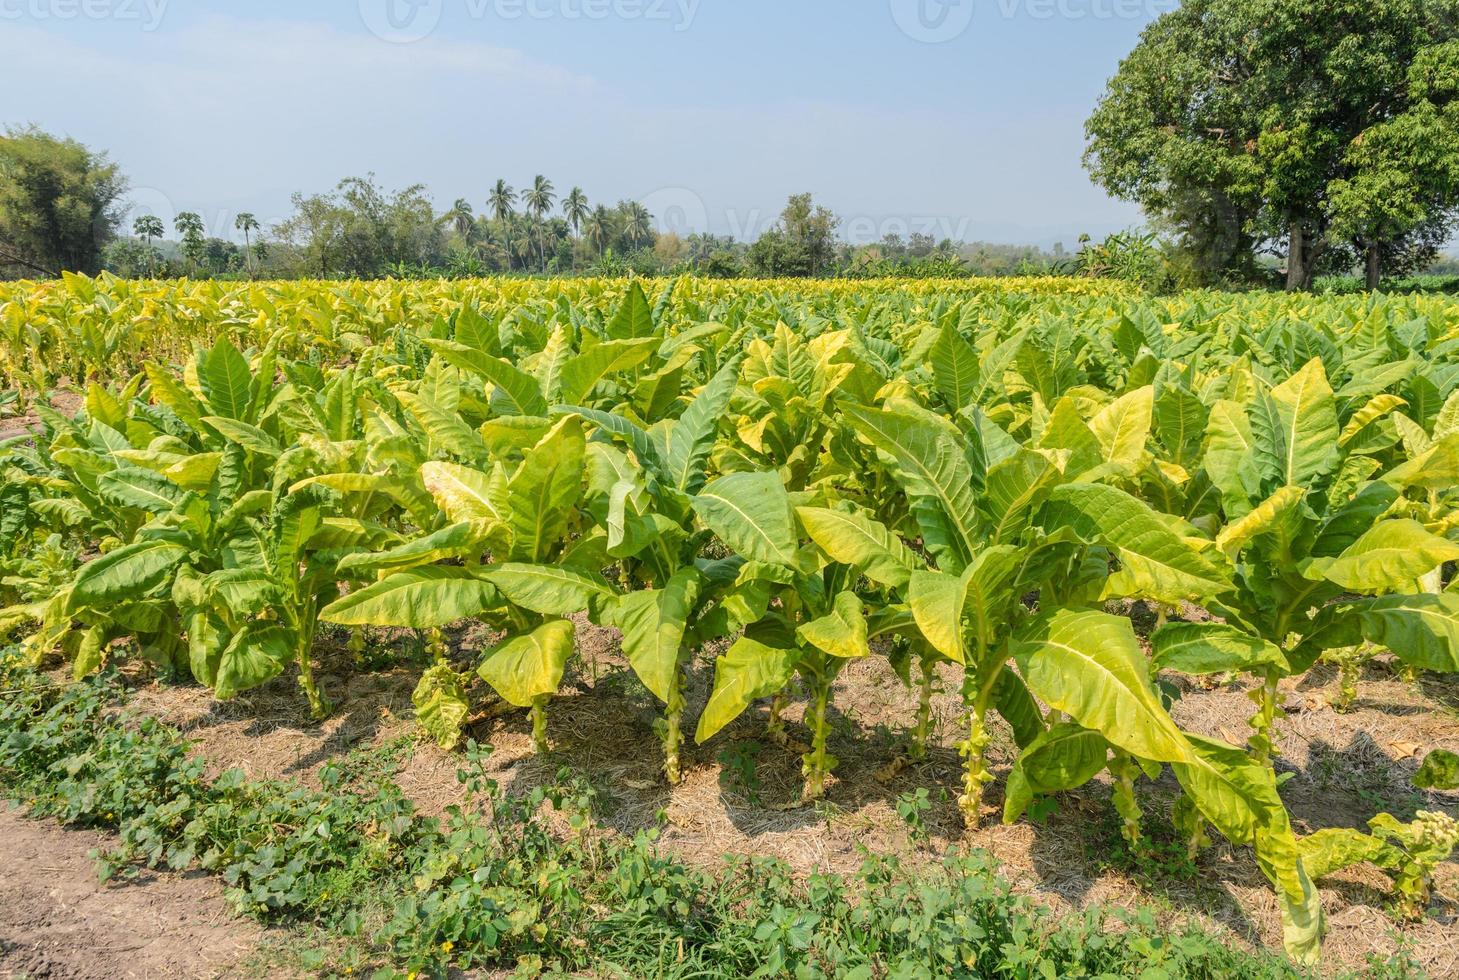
[1,273,1457,971]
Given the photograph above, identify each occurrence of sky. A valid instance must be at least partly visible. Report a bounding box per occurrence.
[1,0,1176,247]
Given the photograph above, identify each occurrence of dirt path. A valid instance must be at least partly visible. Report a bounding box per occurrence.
[0,805,262,980]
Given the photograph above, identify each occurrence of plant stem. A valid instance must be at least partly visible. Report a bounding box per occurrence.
[1248,669,1280,766]
[1109,751,1144,852]
[766,691,788,746]
[663,659,686,785]
[957,675,993,829]
[910,654,936,761]
[802,677,832,801]
[296,602,330,721]
[530,695,550,754]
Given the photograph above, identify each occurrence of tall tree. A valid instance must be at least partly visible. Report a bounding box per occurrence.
[0,126,127,278]
[443,198,474,239]
[234,212,260,278]
[523,175,556,272]
[562,186,589,271]
[488,179,518,272]
[584,205,614,259]
[132,214,164,277]
[623,201,653,250]
[1085,0,1459,290]
[174,211,206,275]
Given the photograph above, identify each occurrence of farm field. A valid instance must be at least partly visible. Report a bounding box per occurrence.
[1,273,1457,977]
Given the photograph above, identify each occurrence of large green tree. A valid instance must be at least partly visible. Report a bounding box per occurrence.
[1085,0,1459,290]
[0,126,127,278]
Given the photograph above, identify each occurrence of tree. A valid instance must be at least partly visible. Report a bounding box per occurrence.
[174,211,206,275]
[523,175,556,272]
[747,193,839,277]
[584,205,615,259]
[133,214,164,277]
[1085,0,1459,291]
[444,198,474,239]
[234,212,260,278]
[488,180,518,271]
[0,126,127,278]
[623,201,652,250]
[563,186,589,271]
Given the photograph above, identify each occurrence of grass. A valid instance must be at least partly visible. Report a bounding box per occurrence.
[0,650,1428,979]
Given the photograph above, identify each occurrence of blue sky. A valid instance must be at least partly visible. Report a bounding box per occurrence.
[2,0,1173,246]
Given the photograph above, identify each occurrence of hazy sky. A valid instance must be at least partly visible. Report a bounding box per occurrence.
[2,0,1173,246]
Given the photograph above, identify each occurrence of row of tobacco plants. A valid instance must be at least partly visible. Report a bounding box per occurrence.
[1,273,1458,964]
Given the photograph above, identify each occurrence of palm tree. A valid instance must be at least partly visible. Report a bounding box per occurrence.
[443,198,475,240]
[133,215,164,276]
[523,175,556,272]
[585,205,615,259]
[625,201,653,249]
[488,180,517,271]
[234,212,260,278]
[562,187,589,271]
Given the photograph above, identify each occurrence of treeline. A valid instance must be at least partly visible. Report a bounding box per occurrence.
[0,126,1071,282]
[105,176,1071,281]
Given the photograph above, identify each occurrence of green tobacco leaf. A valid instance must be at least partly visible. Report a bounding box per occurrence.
[796,506,918,591]
[666,354,743,495]
[421,461,507,524]
[320,567,498,628]
[506,417,586,563]
[96,466,192,514]
[908,569,969,665]
[1306,520,1459,594]
[70,541,189,610]
[602,567,701,704]
[558,337,658,406]
[1043,483,1231,604]
[1088,385,1153,475]
[476,619,575,708]
[336,521,496,577]
[1003,724,1110,824]
[199,338,253,421]
[1343,594,1459,673]
[993,667,1046,749]
[842,403,979,571]
[691,471,802,569]
[694,636,798,743]
[1171,734,1323,963]
[423,339,549,417]
[1298,828,1393,880]
[215,623,292,699]
[1414,750,1459,791]
[1014,609,1188,763]
[1259,358,1340,490]
[606,280,655,339]
[1215,485,1305,559]
[413,664,471,750]
[480,563,614,616]
[796,591,870,660]
[1151,621,1288,676]
[928,320,981,411]
[202,416,282,457]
